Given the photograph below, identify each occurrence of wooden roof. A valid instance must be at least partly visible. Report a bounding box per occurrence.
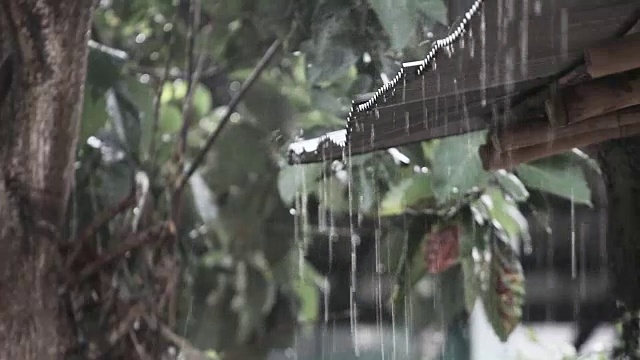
[288,0,640,164]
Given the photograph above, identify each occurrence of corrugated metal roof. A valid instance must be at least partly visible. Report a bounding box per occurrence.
[288,0,640,164]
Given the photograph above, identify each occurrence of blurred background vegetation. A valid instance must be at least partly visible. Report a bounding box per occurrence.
[70,0,606,359]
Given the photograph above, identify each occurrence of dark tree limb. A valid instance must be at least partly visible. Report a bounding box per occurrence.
[67,222,175,287]
[176,39,282,191]
[64,192,137,269]
[0,1,95,358]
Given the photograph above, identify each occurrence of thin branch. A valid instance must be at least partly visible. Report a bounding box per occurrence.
[65,192,136,268]
[177,0,202,164]
[176,39,282,191]
[148,13,178,168]
[146,316,212,360]
[108,303,146,346]
[66,222,175,287]
[129,331,153,360]
[129,65,221,82]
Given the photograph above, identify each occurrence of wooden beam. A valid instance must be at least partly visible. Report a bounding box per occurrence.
[480,108,640,171]
[494,109,640,152]
[586,32,640,79]
[546,69,640,125]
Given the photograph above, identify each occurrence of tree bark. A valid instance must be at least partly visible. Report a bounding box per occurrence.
[0,1,94,358]
[597,137,640,356]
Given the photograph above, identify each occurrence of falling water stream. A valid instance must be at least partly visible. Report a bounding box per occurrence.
[284,1,623,358]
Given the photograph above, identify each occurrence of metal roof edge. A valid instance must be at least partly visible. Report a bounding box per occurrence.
[287,0,486,164]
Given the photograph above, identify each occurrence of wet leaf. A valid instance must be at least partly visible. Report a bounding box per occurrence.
[380,173,433,216]
[482,236,525,342]
[193,84,213,118]
[392,217,433,304]
[494,170,529,202]
[430,131,489,205]
[459,220,485,313]
[159,104,183,133]
[516,154,592,206]
[105,88,141,160]
[354,166,376,212]
[86,41,126,96]
[120,77,155,155]
[424,224,460,274]
[461,256,480,313]
[568,148,602,175]
[415,0,448,25]
[80,91,109,146]
[318,176,350,212]
[239,77,295,132]
[478,187,530,249]
[232,260,277,343]
[304,10,359,85]
[207,123,272,190]
[189,170,219,223]
[294,262,322,323]
[369,0,448,50]
[277,163,322,206]
[369,0,415,50]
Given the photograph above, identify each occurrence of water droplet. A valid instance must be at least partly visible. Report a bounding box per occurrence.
[363,52,372,64]
[134,33,146,44]
[534,0,542,15]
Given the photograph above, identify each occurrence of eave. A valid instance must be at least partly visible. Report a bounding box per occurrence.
[287,0,640,166]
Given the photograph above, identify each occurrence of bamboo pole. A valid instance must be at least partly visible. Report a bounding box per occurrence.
[548,70,640,125]
[480,109,640,171]
[586,32,640,79]
[493,110,640,152]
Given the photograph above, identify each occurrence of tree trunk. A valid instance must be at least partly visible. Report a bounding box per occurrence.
[597,137,640,356]
[0,1,94,358]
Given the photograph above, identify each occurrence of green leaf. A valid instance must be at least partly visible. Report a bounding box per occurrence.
[478,187,530,248]
[430,265,467,327]
[105,88,141,159]
[318,176,350,212]
[430,131,489,205]
[380,173,433,216]
[159,104,182,133]
[516,154,592,206]
[482,237,525,342]
[568,148,602,175]
[493,170,529,202]
[80,91,109,146]
[232,259,277,343]
[193,84,213,118]
[277,164,322,206]
[415,0,448,25]
[392,218,431,305]
[369,0,415,50]
[354,166,376,212]
[304,10,359,85]
[86,41,126,95]
[459,221,486,313]
[294,262,322,323]
[369,0,448,50]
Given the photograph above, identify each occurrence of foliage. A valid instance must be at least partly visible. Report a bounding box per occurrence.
[71,0,601,358]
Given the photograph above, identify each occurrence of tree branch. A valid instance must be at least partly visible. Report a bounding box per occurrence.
[66,222,175,287]
[176,39,282,191]
[148,12,178,168]
[176,0,202,165]
[64,192,136,268]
